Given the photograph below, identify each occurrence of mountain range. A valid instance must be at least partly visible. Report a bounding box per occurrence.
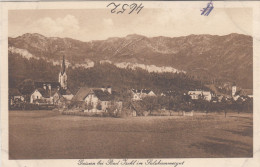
[8,33,253,89]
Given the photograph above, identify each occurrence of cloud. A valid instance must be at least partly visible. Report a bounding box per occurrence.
[30,14,80,37]
[9,8,252,41]
[102,18,114,29]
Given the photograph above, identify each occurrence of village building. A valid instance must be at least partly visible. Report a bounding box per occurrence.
[231,84,240,100]
[72,86,122,112]
[30,84,61,104]
[216,94,224,102]
[188,90,212,101]
[160,90,178,97]
[59,55,68,90]
[29,56,73,105]
[232,88,253,101]
[30,89,43,103]
[231,84,237,97]
[240,89,253,98]
[131,89,156,101]
[230,83,253,101]
[9,88,24,105]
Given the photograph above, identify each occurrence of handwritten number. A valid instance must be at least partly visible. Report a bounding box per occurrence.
[107,2,143,14]
[136,3,144,14]
[117,4,128,14]
[129,3,137,14]
[129,3,144,14]
[107,2,120,14]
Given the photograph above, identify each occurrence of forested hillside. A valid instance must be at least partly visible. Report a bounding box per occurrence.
[9,52,208,94]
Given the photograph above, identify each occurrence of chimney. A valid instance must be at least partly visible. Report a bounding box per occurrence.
[107,86,112,94]
[48,84,51,90]
[48,84,52,97]
[43,84,47,90]
[101,86,105,92]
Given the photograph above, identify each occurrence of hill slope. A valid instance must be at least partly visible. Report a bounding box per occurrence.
[9,52,208,94]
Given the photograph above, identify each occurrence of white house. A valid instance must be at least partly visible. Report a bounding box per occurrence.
[30,89,43,103]
[72,87,122,112]
[9,88,24,105]
[131,89,156,101]
[30,85,61,104]
[188,90,212,101]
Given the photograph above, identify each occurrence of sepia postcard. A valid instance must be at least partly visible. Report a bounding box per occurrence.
[1,1,260,167]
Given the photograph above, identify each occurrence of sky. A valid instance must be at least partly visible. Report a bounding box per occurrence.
[8,8,252,42]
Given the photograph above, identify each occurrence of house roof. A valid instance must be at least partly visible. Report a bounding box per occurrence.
[34,81,61,89]
[132,89,153,94]
[132,89,141,93]
[51,88,60,96]
[188,90,211,95]
[72,87,117,102]
[33,88,60,98]
[37,88,50,98]
[59,88,72,95]
[72,87,92,101]
[92,89,115,101]
[142,89,152,94]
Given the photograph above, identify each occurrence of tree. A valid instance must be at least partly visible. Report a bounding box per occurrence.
[18,79,35,95]
[142,96,160,114]
[220,98,230,118]
[107,102,120,117]
[235,97,244,114]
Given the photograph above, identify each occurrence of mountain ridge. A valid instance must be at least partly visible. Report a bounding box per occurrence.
[8,33,253,89]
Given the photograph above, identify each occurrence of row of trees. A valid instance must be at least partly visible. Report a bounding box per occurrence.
[128,95,253,116]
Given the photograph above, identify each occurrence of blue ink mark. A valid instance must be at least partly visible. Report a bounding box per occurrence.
[201,0,214,16]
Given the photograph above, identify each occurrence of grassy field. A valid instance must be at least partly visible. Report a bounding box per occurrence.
[9,110,253,159]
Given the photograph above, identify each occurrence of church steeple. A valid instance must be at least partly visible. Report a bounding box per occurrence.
[61,55,66,75]
[59,55,67,90]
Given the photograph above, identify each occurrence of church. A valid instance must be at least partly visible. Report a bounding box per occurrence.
[30,56,73,105]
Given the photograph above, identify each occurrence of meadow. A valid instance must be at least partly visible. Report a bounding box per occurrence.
[9,110,253,159]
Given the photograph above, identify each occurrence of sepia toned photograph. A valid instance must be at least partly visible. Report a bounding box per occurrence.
[7,6,253,160]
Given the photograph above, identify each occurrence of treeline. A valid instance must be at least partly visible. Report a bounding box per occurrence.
[67,62,209,94]
[9,52,209,94]
[9,52,60,89]
[130,95,253,116]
